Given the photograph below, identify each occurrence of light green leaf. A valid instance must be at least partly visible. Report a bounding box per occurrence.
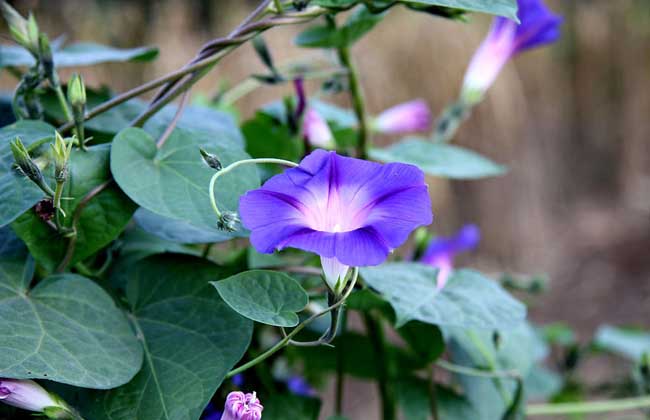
[12,144,136,272]
[0,120,55,227]
[88,255,253,420]
[402,0,518,20]
[594,325,650,361]
[369,138,507,179]
[0,256,143,388]
[0,42,158,68]
[110,127,259,237]
[360,263,526,328]
[213,270,309,327]
[133,208,225,244]
[295,5,384,48]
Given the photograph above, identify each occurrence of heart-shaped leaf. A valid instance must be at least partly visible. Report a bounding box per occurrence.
[369,138,507,179]
[12,144,136,272]
[0,120,55,227]
[404,0,518,20]
[295,5,384,48]
[0,255,143,389]
[360,263,526,328]
[87,255,253,420]
[111,127,259,237]
[213,270,309,327]
[133,208,226,244]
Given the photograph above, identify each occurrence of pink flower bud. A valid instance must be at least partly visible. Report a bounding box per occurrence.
[0,379,63,413]
[222,391,263,420]
[302,108,335,149]
[374,99,432,134]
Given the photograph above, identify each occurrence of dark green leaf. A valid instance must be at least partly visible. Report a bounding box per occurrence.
[133,208,225,244]
[0,225,26,257]
[12,144,136,272]
[110,127,259,237]
[369,138,507,179]
[88,255,253,420]
[0,255,143,388]
[396,377,480,420]
[311,0,358,9]
[398,321,445,364]
[0,42,158,68]
[295,5,384,48]
[213,270,309,327]
[437,385,480,419]
[361,263,526,328]
[501,378,524,420]
[402,0,518,20]
[242,112,302,162]
[0,120,55,227]
[263,394,321,420]
[594,325,650,361]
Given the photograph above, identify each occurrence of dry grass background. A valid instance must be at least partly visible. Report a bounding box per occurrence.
[1,1,649,418]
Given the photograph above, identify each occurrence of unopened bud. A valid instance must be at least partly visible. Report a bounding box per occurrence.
[67,74,86,108]
[217,211,240,232]
[10,138,43,183]
[0,2,30,49]
[200,148,222,171]
[0,378,73,418]
[51,132,72,182]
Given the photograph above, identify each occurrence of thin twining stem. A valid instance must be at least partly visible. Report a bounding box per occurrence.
[225,267,359,378]
[436,359,520,380]
[526,396,650,416]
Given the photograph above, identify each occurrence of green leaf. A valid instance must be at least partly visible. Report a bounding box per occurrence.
[524,365,562,401]
[0,255,143,388]
[295,5,384,48]
[247,248,285,269]
[437,385,481,419]
[133,208,225,244]
[263,394,321,420]
[398,321,445,364]
[0,120,55,227]
[0,225,26,258]
[88,255,253,420]
[396,377,480,420]
[12,144,136,272]
[213,270,309,327]
[594,325,650,361]
[369,138,507,179]
[0,42,158,68]
[242,112,302,162]
[311,0,358,9]
[110,127,259,237]
[402,0,518,20]
[360,263,526,328]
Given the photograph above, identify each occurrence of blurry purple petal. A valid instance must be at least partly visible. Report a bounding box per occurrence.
[374,99,432,134]
[240,150,432,267]
[421,224,480,288]
[222,391,263,420]
[232,374,245,388]
[286,376,315,397]
[302,108,335,149]
[462,0,562,102]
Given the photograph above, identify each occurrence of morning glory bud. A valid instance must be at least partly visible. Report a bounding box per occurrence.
[11,138,43,184]
[373,99,432,135]
[200,148,223,171]
[461,0,562,104]
[217,211,240,232]
[51,132,73,182]
[222,391,263,420]
[67,74,86,109]
[302,108,335,149]
[0,1,31,52]
[0,378,70,417]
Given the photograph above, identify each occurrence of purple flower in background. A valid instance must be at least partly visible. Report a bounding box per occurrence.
[374,99,432,134]
[0,379,62,413]
[240,150,432,290]
[286,376,315,397]
[302,108,335,149]
[231,373,245,388]
[461,0,562,103]
[420,224,480,289]
[222,391,263,420]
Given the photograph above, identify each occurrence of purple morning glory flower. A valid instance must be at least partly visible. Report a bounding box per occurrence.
[302,108,335,149]
[239,150,432,290]
[286,376,315,397]
[222,391,263,420]
[0,379,63,413]
[461,0,562,103]
[231,373,245,388]
[420,224,480,289]
[374,99,432,135]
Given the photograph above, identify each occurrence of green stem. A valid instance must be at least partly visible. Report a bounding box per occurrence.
[526,396,650,416]
[53,180,65,230]
[226,268,358,378]
[209,158,298,219]
[467,330,513,405]
[272,0,283,13]
[54,84,73,123]
[436,360,519,380]
[337,44,369,159]
[363,312,396,420]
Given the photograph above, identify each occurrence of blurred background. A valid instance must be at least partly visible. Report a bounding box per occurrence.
[1,0,649,418]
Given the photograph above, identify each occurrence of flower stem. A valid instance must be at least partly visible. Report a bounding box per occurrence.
[362,312,396,420]
[225,268,359,378]
[526,396,650,416]
[53,180,65,230]
[336,41,369,159]
[54,84,73,123]
[208,158,298,219]
[435,359,520,380]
